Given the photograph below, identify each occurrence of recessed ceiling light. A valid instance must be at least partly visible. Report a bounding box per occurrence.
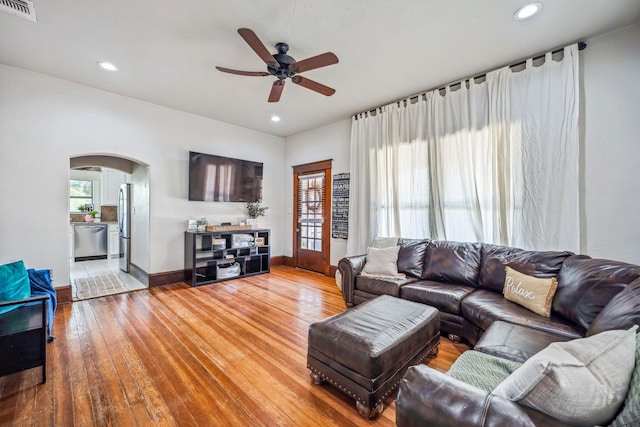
[514,2,542,20]
[97,61,118,71]
[270,115,281,122]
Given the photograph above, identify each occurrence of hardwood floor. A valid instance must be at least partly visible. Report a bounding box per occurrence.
[0,266,469,426]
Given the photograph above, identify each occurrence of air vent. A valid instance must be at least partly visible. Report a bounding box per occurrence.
[0,0,37,22]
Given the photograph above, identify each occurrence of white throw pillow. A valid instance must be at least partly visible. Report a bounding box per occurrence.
[361,246,400,277]
[493,326,638,426]
[371,236,399,249]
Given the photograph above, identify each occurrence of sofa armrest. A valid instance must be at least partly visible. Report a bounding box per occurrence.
[396,365,570,427]
[337,254,367,306]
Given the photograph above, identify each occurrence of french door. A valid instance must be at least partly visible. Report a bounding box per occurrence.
[293,160,332,275]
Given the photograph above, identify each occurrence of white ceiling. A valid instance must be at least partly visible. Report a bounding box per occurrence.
[1,0,639,138]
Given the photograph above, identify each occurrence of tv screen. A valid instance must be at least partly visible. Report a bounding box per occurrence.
[188,151,263,202]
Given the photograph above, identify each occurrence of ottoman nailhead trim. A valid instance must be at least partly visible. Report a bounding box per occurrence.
[307,337,440,407]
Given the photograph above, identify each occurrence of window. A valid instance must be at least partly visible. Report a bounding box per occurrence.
[70,179,93,212]
[298,173,326,252]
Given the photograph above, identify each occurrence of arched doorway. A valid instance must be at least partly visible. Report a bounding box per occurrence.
[69,155,150,300]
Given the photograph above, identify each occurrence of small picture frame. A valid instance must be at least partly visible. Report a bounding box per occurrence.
[255,237,265,246]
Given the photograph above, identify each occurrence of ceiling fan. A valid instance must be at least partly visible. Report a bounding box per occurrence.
[216,28,339,103]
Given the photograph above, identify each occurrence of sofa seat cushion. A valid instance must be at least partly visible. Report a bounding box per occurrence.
[474,321,572,363]
[448,350,522,392]
[400,280,475,315]
[461,290,581,339]
[356,275,417,297]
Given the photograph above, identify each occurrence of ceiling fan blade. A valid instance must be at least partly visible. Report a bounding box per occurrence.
[215,66,270,77]
[291,76,335,96]
[237,28,277,66]
[293,52,339,73]
[268,80,285,103]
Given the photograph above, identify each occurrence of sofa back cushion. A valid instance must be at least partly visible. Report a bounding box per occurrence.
[478,244,572,293]
[587,278,640,337]
[422,240,481,287]
[397,240,429,279]
[554,256,640,330]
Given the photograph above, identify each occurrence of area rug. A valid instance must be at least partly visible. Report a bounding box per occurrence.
[73,274,128,301]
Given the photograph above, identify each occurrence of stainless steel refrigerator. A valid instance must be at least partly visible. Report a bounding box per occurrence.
[118,183,132,272]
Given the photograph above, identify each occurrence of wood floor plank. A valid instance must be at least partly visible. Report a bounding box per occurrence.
[0,266,470,426]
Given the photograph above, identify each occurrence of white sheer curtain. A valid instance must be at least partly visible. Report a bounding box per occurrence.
[347,44,579,255]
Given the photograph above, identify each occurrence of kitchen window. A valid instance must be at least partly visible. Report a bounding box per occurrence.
[70,179,93,212]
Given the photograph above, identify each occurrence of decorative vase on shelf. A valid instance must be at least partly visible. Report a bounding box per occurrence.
[196,218,208,232]
[247,218,259,228]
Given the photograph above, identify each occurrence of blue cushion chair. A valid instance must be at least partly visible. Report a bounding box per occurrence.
[0,260,56,384]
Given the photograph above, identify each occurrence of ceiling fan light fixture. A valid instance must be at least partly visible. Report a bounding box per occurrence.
[270,115,281,122]
[97,61,118,71]
[514,2,542,21]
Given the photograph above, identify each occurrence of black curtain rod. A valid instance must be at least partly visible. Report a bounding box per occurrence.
[467,41,586,83]
[356,41,586,116]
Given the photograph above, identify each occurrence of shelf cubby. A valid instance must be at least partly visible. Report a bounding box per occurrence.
[185,229,270,286]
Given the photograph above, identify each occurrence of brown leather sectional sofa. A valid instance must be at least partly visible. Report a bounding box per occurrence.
[338,239,640,426]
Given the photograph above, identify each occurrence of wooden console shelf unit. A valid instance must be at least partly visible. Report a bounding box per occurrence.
[184,229,270,286]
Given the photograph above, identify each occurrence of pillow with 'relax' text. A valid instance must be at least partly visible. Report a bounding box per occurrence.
[503,266,557,317]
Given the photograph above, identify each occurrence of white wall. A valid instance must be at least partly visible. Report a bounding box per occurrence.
[282,23,640,266]
[0,64,285,287]
[284,119,351,266]
[130,164,150,273]
[582,24,640,264]
[2,22,638,289]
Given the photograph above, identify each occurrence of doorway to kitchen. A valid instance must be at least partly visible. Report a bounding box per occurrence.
[69,155,150,301]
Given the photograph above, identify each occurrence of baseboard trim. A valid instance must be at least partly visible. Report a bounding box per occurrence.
[56,285,72,304]
[281,256,337,278]
[149,269,186,287]
[129,263,149,287]
[329,265,338,278]
[135,256,335,288]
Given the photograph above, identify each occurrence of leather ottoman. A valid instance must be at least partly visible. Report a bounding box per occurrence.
[307,295,440,419]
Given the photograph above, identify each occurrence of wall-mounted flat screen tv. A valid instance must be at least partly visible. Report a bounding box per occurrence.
[188,151,263,202]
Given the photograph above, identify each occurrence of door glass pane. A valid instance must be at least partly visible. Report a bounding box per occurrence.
[298,173,325,253]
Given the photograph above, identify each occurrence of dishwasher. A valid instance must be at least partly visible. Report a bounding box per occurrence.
[73,224,108,261]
